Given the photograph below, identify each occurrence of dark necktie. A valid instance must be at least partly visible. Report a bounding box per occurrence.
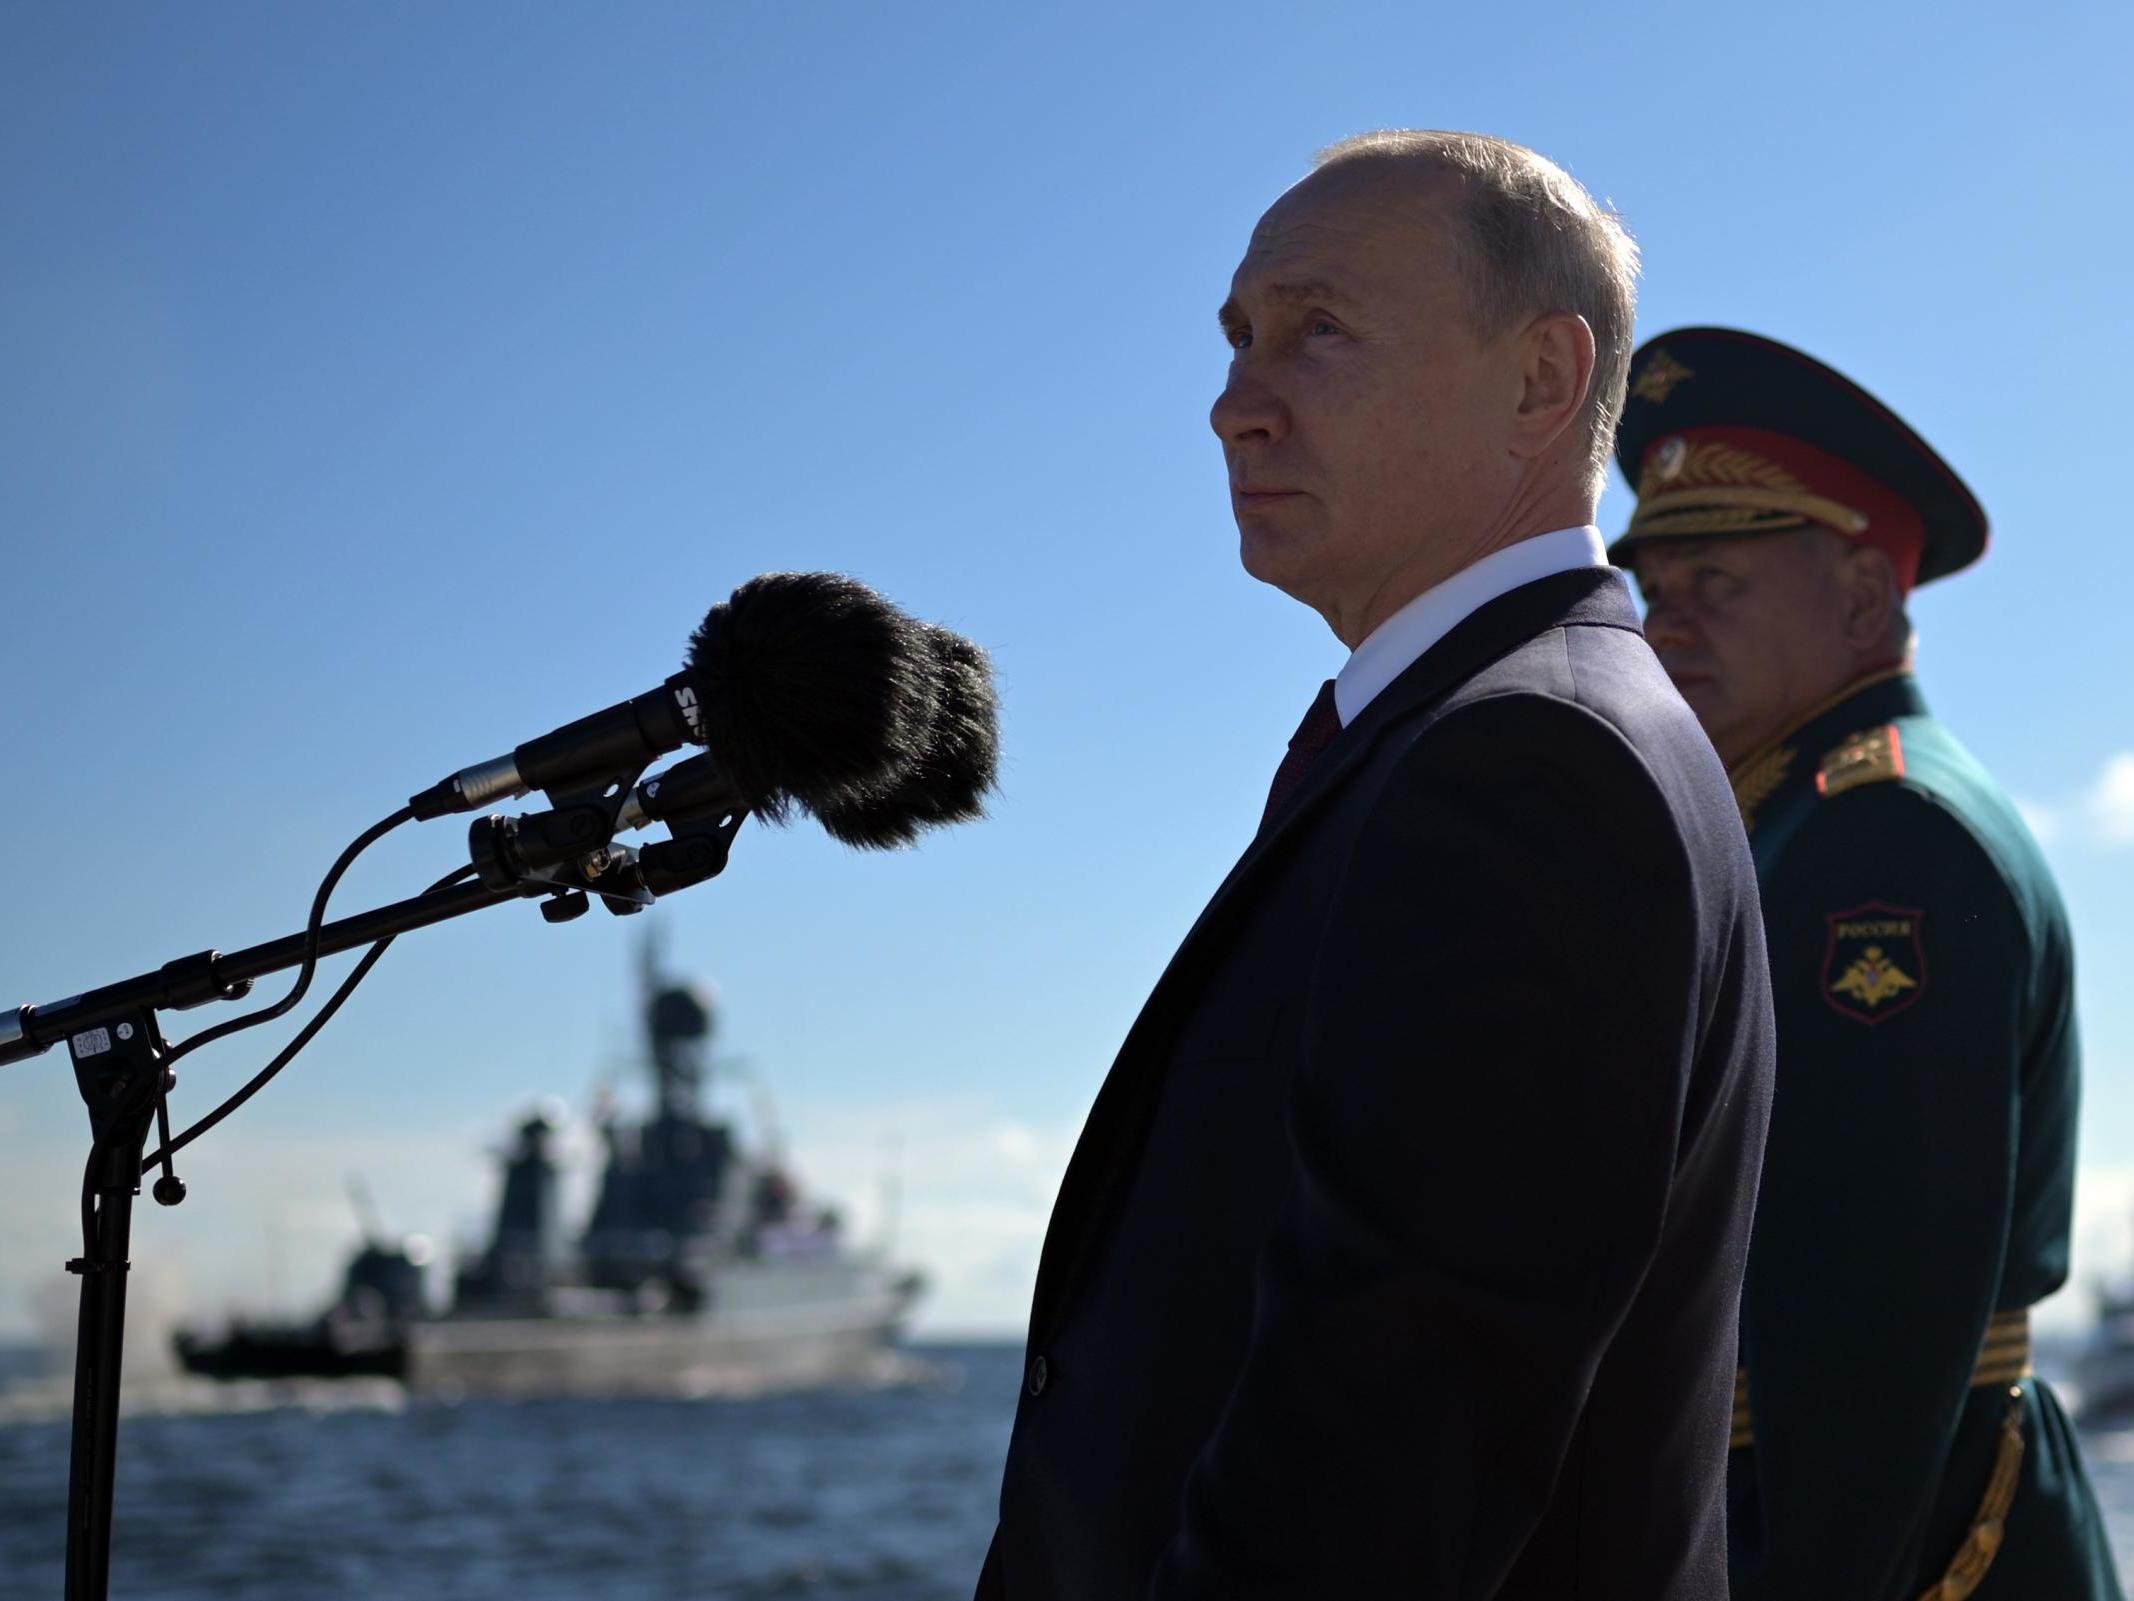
[1260,678,1342,831]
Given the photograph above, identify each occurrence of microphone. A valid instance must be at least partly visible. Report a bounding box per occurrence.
[410,572,947,824]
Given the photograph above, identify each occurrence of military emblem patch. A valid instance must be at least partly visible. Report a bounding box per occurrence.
[1823,902,1927,1024]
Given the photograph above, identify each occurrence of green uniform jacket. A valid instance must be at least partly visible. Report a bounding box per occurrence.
[1727,671,2123,1600]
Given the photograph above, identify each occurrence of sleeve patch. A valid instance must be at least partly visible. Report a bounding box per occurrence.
[1823,902,1927,1024]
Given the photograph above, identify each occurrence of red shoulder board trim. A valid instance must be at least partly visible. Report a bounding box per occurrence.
[1816,724,1905,799]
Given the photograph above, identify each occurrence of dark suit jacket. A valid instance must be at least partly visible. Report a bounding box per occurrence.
[979,568,1776,1599]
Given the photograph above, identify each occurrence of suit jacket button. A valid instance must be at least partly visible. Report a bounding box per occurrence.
[1026,1355,1050,1397]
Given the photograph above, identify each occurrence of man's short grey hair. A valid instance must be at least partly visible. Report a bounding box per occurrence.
[1314,130,1641,491]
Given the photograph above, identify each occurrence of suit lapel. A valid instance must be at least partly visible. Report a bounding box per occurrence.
[1026,568,1640,1342]
[1168,568,1639,978]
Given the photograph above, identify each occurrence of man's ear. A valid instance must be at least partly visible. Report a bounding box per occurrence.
[1509,312,1597,461]
[1836,542,1902,652]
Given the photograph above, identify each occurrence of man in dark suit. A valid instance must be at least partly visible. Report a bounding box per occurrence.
[980,131,1776,1598]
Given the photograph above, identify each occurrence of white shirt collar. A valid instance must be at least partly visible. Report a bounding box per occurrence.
[1333,525,1608,725]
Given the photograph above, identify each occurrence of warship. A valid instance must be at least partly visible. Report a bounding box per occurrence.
[174,936,925,1394]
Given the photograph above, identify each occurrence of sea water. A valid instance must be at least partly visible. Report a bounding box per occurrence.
[0,1344,2125,1600]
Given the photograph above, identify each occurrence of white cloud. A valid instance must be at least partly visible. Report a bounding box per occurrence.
[2018,750,2134,850]
[2086,752,2134,846]
[2016,797,2063,845]
[2035,1163,2134,1338]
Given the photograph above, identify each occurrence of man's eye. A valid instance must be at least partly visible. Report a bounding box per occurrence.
[1307,319,1339,336]
[1225,327,1253,350]
[1697,567,1746,600]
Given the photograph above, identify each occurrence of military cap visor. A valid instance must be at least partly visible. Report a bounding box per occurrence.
[1610,327,1988,589]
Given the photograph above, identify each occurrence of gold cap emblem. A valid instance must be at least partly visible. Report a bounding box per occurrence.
[1631,348,1695,404]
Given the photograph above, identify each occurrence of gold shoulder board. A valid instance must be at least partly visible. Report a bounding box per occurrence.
[1817,724,1906,799]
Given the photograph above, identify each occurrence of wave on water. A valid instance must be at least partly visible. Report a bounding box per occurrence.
[0,1339,953,1427]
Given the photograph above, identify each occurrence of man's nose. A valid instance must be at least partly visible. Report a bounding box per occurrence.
[1209,362,1288,448]
[1641,596,1699,654]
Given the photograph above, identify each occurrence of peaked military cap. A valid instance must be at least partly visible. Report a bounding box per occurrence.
[1611,327,1988,590]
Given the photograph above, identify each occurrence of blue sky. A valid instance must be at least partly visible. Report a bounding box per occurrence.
[2,3,2131,1339]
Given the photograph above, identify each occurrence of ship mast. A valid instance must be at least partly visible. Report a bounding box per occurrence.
[641,925,712,1121]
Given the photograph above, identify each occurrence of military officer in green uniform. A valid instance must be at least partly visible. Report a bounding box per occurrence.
[1613,327,2123,1600]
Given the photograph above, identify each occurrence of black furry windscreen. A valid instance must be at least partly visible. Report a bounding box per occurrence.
[815,624,1001,849]
[687,572,940,822]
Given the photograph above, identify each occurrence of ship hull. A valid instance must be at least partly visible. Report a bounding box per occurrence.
[2073,1340,2134,1421]
[411,1259,923,1397]
[177,1259,923,1396]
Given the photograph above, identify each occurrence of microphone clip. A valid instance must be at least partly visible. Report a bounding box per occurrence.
[467,765,655,917]
[467,756,749,919]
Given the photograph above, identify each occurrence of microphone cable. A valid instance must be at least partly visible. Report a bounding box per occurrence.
[68,804,468,1256]
[161,806,417,1071]
[138,860,479,1177]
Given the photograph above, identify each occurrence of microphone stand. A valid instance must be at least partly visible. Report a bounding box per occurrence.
[4,800,746,1601]
[62,1009,161,1601]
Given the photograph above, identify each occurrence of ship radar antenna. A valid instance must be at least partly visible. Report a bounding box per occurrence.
[639,921,667,1017]
[346,1173,388,1247]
